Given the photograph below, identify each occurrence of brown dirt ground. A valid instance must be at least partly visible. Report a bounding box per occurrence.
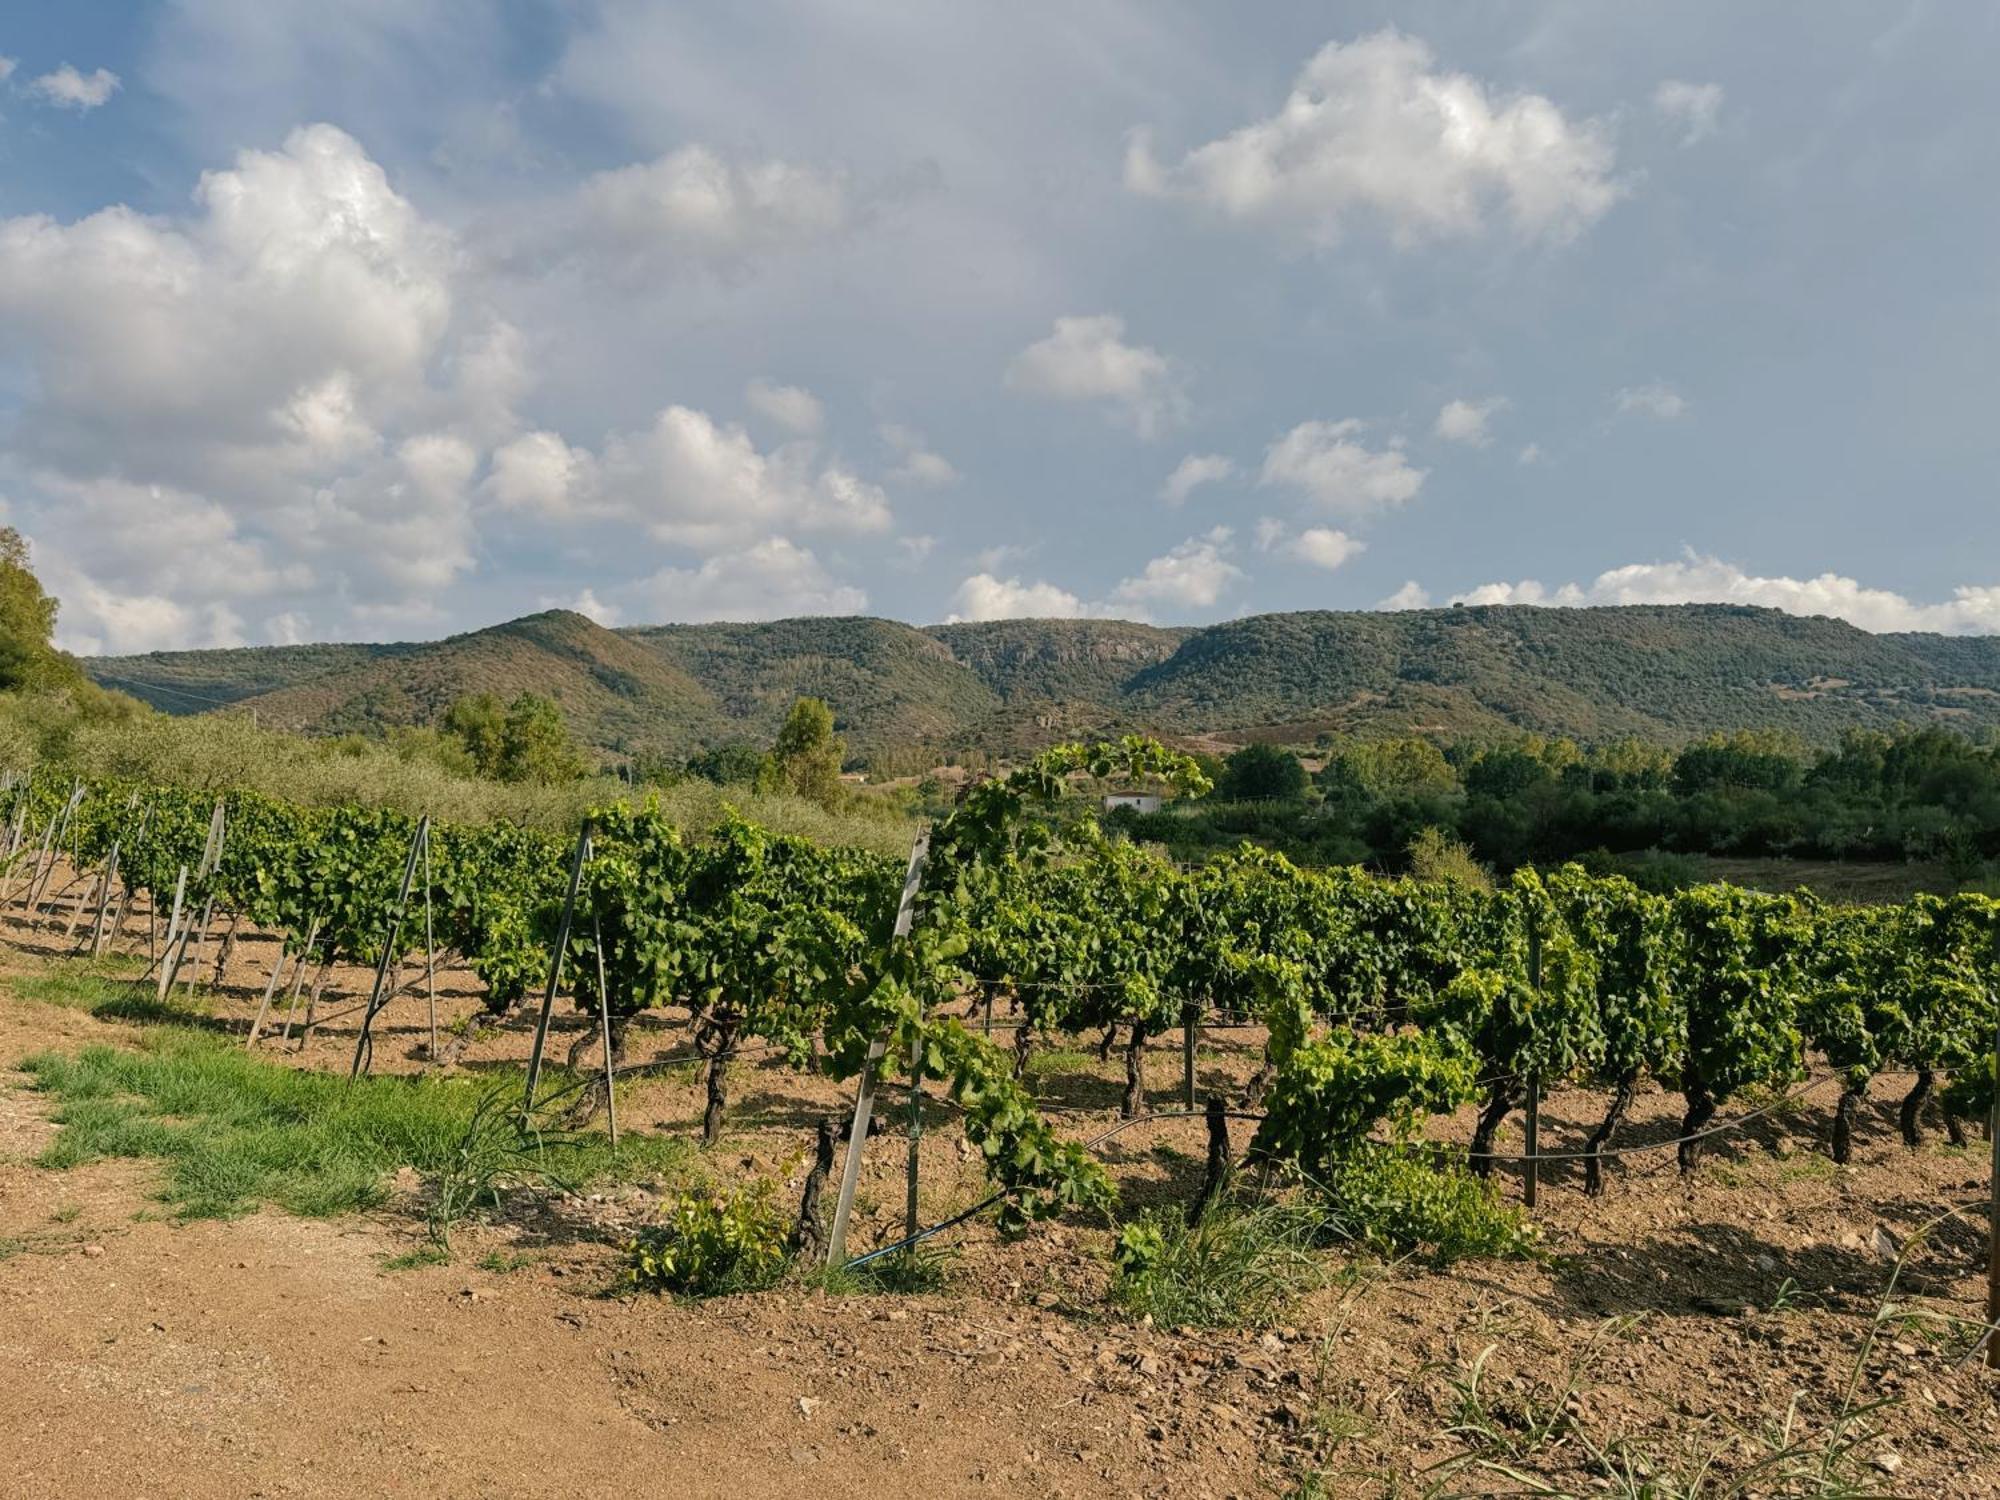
[1,866,1997,1498]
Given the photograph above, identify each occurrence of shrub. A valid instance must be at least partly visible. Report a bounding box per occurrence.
[1109,1201,1329,1328]
[625,1180,792,1297]
[1321,1145,1535,1264]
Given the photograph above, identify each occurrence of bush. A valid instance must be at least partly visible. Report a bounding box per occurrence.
[625,1180,792,1297]
[1109,1201,1329,1328]
[1321,1145,1535,1264]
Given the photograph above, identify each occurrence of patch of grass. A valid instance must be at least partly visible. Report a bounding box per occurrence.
[478,1249,538,1274]
[814,1241,958,1296]
[11,962,210,1024]
[1109,1200,1333,1329]
[381,1245,450,1271]
[50,1202,81,1224]
[1025,1047,1097,1079]
[20,1029,690,1223]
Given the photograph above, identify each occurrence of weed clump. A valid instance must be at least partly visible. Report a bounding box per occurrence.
[624,1180,792,1297]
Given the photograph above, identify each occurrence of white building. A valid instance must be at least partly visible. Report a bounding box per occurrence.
[1102,791,1162,815]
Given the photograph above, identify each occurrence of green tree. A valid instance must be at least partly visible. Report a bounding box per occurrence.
[441,691,582,784]
[1215,743,1306,802]
[499,693,584,785]
[761,697,845,809]
[442,693,508,777]
[0,528,85,693]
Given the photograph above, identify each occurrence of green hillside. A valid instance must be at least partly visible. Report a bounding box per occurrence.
[85,603,2000,766]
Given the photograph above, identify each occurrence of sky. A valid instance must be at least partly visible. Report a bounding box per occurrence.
[2,2,1998,655]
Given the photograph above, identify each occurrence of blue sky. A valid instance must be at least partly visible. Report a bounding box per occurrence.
[2,2,1997,652]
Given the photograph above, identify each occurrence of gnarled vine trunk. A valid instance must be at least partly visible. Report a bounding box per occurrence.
[1583,1072,1637,1196]
[1187,1094,1232,1226]
[1678,1082,1717,1173]
[1121,1020,1149,1119]
[561,1010,630,1129]
[1898,1066,1935,1148]
[1831,1079,1867,1164]
[1011,1017,1034,1080]
[1469,1078,1517,1179]
[793,1116,838,1259]
[701,1016,740,1147]
[1097,1023,1120,1063]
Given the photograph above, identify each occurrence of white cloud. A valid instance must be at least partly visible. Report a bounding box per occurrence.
[1004,313,1187,438]
[1126,29,1621,247]
[1291,527,1366,572]
[567,145,853,274]
[1255,518,1365,572]
[540,588,621,627]
[635,538,867,622]
[1160,452,1233,506]
[1517,442,1544,465]
[1614,382,1689,420]
[0,57,15,82]
[485,406,891,548]
[1654,80,1724,146]
[946,574,1098,623]
[1379,581,1431,610]
[1111,528,1244,614]
[0,125,522,645]
[265,611,311,646]
[27,64,120,111]
[880,423,960,487]
[1261,420,1427,516]
[745,378,826,436]
[1434,397,1508,447]
[1450,552,2000,634]
[897,535,938,563]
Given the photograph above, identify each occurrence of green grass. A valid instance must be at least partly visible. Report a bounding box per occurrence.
[20,1028,690,1222]
[1024,1047,1098,1079]
[11,960,209,1024]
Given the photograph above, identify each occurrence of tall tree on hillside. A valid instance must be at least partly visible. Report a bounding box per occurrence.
[443,691,584,784]
[762,696,845,808]
[1215,742,1306,802]
[0,528,85,693]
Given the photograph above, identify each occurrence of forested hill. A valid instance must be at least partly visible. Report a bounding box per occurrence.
[86,603,2000,765]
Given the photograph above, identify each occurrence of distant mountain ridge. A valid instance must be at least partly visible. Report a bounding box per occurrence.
[87,603,2000,766]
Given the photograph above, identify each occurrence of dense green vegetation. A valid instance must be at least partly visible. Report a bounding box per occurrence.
[88,602,2000,769]
[1114,727,2000,890]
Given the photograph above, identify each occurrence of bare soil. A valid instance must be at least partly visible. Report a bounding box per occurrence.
[1,870,1997,1498]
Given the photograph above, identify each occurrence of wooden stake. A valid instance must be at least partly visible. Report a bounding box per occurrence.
[827,827,930,1267]
[350,818,427,1080]
[246,948,290,1049]
[1183,1013,1199,1110]
[420,823,438,1061]
[1524,1073,1541,1210]
[155,866,188,1004]
[593,908,617,1151]
[522,823,592,1115]
[277,917,320,1044]
[88,843,120,958]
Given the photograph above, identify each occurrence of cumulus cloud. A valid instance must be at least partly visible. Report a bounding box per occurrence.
[567,145,854,275]
[485,406,891,549]
[880,423,960,487]
[1004,314,1187,438]
[1433,397,1508,447]
[27,64,120,110]
[1517,442,1544,465]
[1160,452,1233,506]
[947,573,1098,623]
[0,124,507,648]
[1449,552,2000,635]
[1654,80,1724,146]
[745,378,826,436]
[1126,29,1621,246]
[1111,528,1243,613]
[0,57,15,82]
[541,588,622,626]
[1378,581,1431,610]
[1260,420,1427,516]
[635,538,867,622]
[1287,525,1366,571]
[1614,382,1688,420]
